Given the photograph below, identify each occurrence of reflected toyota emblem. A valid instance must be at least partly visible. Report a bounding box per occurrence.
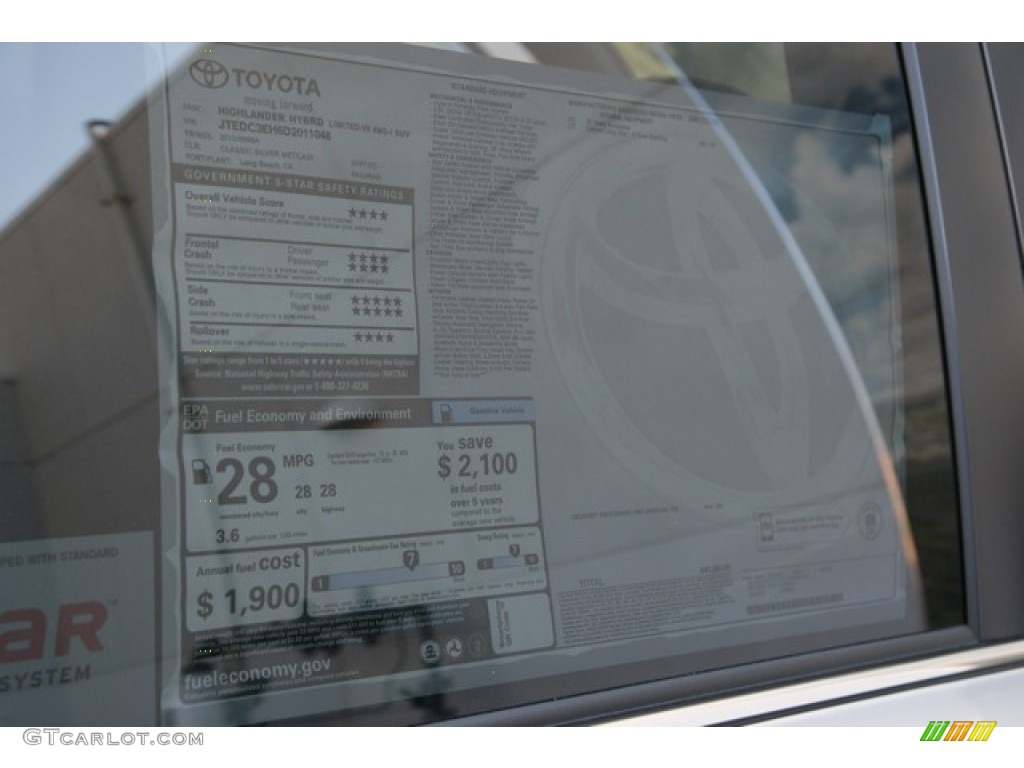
[189,59,229,89]
[540,133,873,506]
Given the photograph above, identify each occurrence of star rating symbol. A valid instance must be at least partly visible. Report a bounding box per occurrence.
[348,208,390,221]
[344,251,393,274]
[348,294,405,323]
[352,328,397,344]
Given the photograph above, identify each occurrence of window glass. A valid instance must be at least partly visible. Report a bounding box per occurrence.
[0,42,961,725]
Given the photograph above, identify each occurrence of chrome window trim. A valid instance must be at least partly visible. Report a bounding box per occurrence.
[605,639,1024,726]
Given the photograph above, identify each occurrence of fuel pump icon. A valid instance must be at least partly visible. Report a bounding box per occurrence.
[192,459,212,485]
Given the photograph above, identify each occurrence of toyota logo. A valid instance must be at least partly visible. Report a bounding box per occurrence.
[189,59,229,89]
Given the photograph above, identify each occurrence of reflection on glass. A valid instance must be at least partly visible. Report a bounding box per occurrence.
[0,43,962,726]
